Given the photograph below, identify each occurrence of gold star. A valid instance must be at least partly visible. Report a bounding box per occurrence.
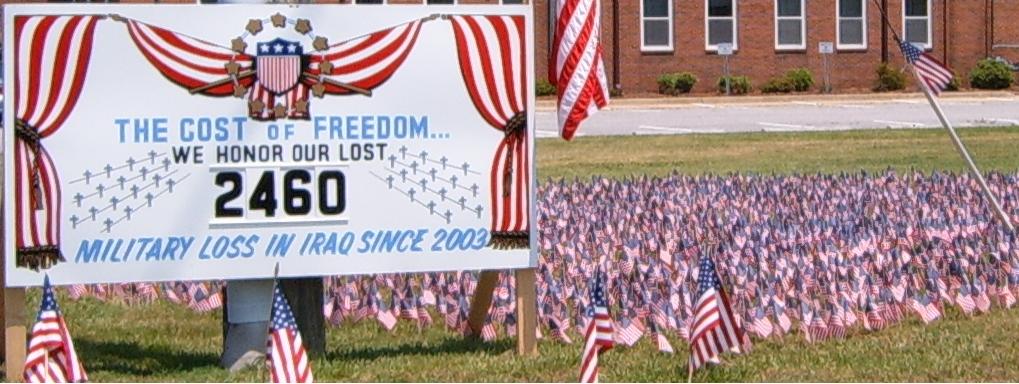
[294,100,309,114]
[312,83,326,98]
[249,100,265,114]
[225,61,242,75]
[295,19,312,35]
[233,84,248,98]
[271,13,286,28]
[313,36,329,51]
[246,19,263,35]
[319,60,333,75]
[231,38,247,53]
[273,103,288,117]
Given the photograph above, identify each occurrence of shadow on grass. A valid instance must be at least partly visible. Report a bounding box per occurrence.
[73,338,220,376]
[327,335,515,362]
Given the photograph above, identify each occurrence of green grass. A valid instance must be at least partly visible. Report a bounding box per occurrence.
[537,127,1019,179]
[5,126,1019,382]
[16,296,1019,382]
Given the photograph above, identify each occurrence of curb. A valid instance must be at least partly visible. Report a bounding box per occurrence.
[534,90,1018,111]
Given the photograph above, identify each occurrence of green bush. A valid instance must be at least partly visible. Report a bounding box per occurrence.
[716,75,752,95]
[969,58,1015,89]
[535,78,557,96]
[761,77,794,93]
[785,68,814,92]
[657,72,698,95]
[946,76,960,91]
[873,63,906,92]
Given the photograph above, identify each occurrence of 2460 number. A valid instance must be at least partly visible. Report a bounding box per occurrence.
[214,169,346,218]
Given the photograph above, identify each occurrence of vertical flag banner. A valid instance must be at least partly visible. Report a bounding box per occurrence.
[689,256,744,375]
[3,5,535,287]
[267,284,313,384]
[550,0,609,140]
[23,276,88,383]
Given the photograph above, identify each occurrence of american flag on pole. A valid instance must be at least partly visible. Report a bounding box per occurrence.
[24,276,88,383]
[580,269,613,383]
[551,0,610,140]
[899,40,954,96]
[267,285,313,383]
[689,256,744,374]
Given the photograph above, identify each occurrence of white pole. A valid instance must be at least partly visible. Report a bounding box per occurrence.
[910,68,1016,233]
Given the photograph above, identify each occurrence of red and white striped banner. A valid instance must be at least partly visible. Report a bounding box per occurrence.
[449,15,530,246]
[13,15,102,270]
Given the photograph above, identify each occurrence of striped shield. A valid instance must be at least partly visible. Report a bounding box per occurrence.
[255,38,304,95]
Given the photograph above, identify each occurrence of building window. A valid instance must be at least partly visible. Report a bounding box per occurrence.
[706,0,737,51]
[641,0,673,52]
[502,0,525,3]
[775,0,805,50]
[903,0,931,49]
[837,0,866,49]
[355,0,384,4]
[427,0,455,4]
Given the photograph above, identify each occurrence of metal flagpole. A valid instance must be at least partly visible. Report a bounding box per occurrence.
[868,0,1015,233]
[263,262,281,382]
[909,68,1016,233]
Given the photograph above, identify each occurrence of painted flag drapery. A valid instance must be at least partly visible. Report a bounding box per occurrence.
[449,15,530,248]
[24,276,88,383]
[550,0,609,140]
[13,15,102,271]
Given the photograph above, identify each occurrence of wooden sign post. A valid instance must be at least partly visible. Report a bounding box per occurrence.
[467,269,538,355]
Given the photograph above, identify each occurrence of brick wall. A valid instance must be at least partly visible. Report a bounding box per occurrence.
[1,0,1008,93]
[992,0,1019,63]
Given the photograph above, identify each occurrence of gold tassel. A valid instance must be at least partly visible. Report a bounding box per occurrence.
[489,231,530,249]
[16,247,65,271]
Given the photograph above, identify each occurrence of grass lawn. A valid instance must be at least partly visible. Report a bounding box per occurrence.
[4,126,1019,382]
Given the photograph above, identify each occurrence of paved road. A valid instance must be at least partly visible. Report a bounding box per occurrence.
[534,95,1019,138]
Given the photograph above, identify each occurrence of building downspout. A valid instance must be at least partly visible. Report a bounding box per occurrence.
[611,0,620,93]
[943,0,949,64]
[881,0,889,63]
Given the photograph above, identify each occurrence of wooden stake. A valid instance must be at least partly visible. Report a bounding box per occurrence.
[514,268,538,356]
[4,287,26,382]
[467,270,499,337]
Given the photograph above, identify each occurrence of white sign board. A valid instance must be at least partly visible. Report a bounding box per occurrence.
[3,5,537,286]
[717,43,734,56]
[819,42,834,54]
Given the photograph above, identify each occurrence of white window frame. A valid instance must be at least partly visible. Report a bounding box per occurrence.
[640,0,674,52]
[902,0,932,50]
[774,0,806,50]
[705,0,738,52]
[836,0,867,50]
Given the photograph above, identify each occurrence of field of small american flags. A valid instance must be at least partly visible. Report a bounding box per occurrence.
[7,126,1019,382]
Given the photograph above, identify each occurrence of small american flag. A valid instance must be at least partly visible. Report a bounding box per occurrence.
[24,276,88,383]
[899,40,953,96]
[688,256,744,374]
[267,285,313,383]
[580,269,613,383]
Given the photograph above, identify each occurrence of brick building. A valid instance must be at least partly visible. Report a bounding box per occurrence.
[529,0,1018,94]
[3,0,1018,94]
